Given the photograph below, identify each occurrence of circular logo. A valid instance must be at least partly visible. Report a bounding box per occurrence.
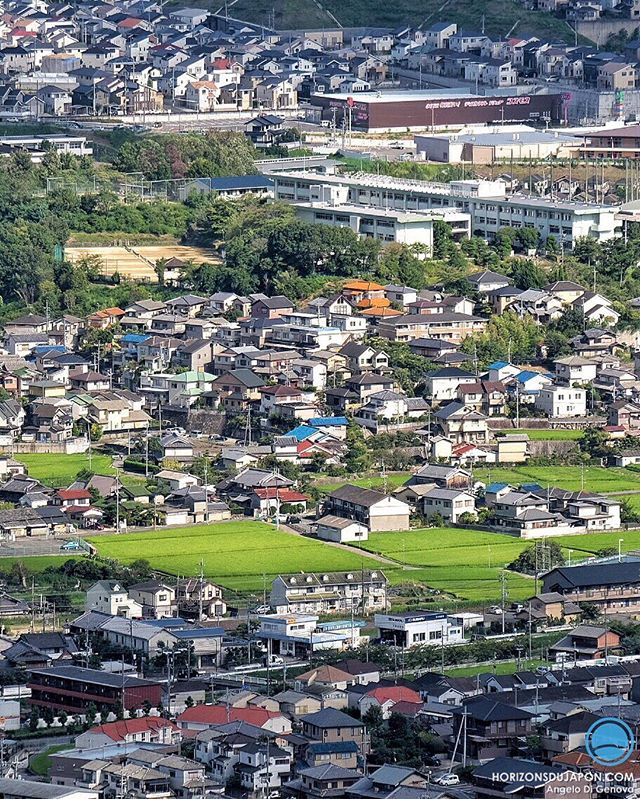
[585,718,635,767]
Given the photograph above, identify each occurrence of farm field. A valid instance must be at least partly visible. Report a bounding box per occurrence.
[314,464,640,496]
[505,429,584,441]
[315,473,411,494]
[88,521,388,594]
[0,555,79,573]
[15,453,115,487]
[88,519,633,604]
[66,244,220,282]
[474,465,640,493]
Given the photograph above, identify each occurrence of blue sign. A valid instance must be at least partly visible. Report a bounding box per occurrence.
[585,718,635,767]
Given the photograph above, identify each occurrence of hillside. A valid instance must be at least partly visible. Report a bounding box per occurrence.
[206,0,577,42]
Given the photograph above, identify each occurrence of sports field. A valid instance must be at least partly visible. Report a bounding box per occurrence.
[66,244,220,282]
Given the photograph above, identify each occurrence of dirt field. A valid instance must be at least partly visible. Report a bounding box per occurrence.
[66,244,221,282]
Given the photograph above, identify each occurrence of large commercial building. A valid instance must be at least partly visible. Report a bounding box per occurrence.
[272,170,621,248]
[310,89,564,132]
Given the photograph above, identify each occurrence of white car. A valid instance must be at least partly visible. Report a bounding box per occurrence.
[435,774,460,787]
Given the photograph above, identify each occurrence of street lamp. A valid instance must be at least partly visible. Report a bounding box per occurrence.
[619,538,624,562]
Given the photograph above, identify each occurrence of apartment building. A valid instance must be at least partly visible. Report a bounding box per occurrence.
[542,561,640,613]
[270,570,389,614]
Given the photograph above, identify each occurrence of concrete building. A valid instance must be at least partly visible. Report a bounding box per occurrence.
[534,385,587,418]
[292,185,470,254]
[414,125,581,164]
[272,171,621,248]
[375,610,464,647]
[270,570,388,614]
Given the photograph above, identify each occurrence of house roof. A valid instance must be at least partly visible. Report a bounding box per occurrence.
[178,705,282,727]
[329,483,389,508]
[300,708,365,728]
[87,717,178,741]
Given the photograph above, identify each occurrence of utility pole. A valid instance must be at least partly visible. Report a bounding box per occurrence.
[199,559,204,622]
[115,467,121,534]
[500,571,508,635]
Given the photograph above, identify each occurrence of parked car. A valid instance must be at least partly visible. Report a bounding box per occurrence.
[263,654,284,666]
[435,774,459,787]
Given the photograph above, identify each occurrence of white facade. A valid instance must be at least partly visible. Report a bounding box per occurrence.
[535,385,587,418]
[272,171,621,248]
[420,488,476,523]
[375,611,464,648]
[85,582,143,618]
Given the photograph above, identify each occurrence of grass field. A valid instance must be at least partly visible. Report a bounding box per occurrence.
[315,473,411,494]
[89,519,640,604]
[475,465,640,493]
[16,453,115,487]
[89,521,388,594]
[502,429,584,441]
[0,555,79,573]
[444,659,543,677]
[208,0,575,41]
[30,745,72,777]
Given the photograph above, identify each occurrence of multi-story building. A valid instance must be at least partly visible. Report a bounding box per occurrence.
[322,485,410,531]
[542,561,640,613]
[272,171,621,248]
[28,666,162,713]
[270,570,388,614]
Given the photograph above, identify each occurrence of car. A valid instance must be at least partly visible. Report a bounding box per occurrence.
[389,141,404,149]
[253,604,271,614]
[435,774,459,787]
[489,606,503,614]
[263,654,284,666]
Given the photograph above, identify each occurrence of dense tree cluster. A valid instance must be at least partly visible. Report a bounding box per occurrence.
[114,131,258,180]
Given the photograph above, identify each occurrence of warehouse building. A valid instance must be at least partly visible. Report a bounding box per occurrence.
[414,125,581,163]
[310,89,564,132]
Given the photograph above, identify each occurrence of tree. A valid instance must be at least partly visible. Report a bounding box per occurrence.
[516,227,541,253]
[492,227,517,258]
[620,497,640,524]
[579,427,609,459]
[508,541,565,575]
[433,220,453,259]
[28,706,39,732]
[510,259,546,290]
[345,422,371,473]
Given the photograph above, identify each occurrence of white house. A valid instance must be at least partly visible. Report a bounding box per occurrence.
[316,515,369,543]
[535,386,587,418]
[419,488,476,523]
[85,581,143,618]
[424,368,477,402]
